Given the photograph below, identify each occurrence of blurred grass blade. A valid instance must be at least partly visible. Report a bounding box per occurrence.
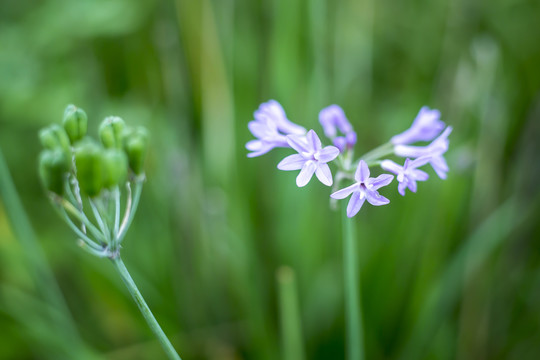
[0,147,95,357]
[400,195,536,360]
[0,284,96,360]
[277,266,306,360]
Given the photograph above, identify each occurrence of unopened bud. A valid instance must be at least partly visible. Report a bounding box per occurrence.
[39,124,71,153]
[74,139,103,197]
[123,127,149,175]
[39,149,70,195]
[99,116,125,149]
[63,104,88,144]
[102,149,128,188]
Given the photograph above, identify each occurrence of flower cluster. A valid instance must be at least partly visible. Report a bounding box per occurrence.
[247,101,452,217]
[38,105,149,257]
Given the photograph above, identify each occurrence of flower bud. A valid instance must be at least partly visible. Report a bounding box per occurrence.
[63,104,88,144]
[39,149,70,195]
[39,124,71,153]
[123,127,149,175]
[99,116,125,149]
[102,149,128,188]
[74,139,103,197]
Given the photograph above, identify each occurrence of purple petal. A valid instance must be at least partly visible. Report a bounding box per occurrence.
[296,161,316,187]
[345,131,357,148]
[315,163,333,186]
[430,155,449,179]
[434,126,453,143]
[317,146,340,163]
[365,190,390,206]
[286,135,310,154]
[347,191,365,217]
[407,179,418,193]
[380,159,403,175]
[355,160,370,182]
[248,120,274,138]
[394,144,430,158]
[255,100,306,135]
[330,183,358,199]
[306,130,322,151]
[410,156,431,169]
[319,107,337,138]
[369,174,394,190]
[319,105,352,138]
[391,106,445,145]
[412,169,429,181]
[246,140,273,158]
[277,154,306,171]
[246,139,262,151]
[333,137,346,152]
[398,182,406,196]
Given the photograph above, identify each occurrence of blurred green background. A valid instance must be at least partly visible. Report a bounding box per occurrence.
[1,0,540,359]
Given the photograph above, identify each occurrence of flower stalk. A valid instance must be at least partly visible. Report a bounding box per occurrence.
[342,198,364,360]
[246,100,453,359]
[112,257,181,360]
[39,105,182,359]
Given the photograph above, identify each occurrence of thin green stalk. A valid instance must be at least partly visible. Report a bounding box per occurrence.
[90,199,110,242]
[342,206,364,360]
[111,257,181,360]
[117,181,143,243]
[277,266,305,360]
[57,208,103,251]
[58,198,107,243]
[113,187,121,238]
[359,142,394,162]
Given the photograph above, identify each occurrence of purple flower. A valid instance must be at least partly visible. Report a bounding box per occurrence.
[319,105,357,151]
[330,160,394,217]
[381,157,430,196]
[246,100,306,157]
[246,119,289,158]
[394,127,452,179]
[391,106,445,145]
[277,130,340,187]
[255,100,306,135]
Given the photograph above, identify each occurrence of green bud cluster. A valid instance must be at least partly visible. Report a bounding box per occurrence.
[38,104,148,197]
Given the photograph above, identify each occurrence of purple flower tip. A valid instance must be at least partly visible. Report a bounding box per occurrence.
[319,105,356,150]
[391,106,445,145]
[394,126,452,179]
[330,160,393,217]
[247,100,306,157]
[381,157,430,196]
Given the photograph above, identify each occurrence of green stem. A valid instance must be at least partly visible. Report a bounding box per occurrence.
[342,207,364,360]
[359,142,394,162]
[111,257,181,360]
[90,199,110,243]
[113,187,121,238]
[58,198,107,243]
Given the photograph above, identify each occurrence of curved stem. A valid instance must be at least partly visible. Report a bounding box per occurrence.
[58,208,104,251]
[113,187,121,238]
[58,198,106,243]
[90,199,110,243]
[342,208,364,360]
[117,181,143,243]
[111,257,181,360]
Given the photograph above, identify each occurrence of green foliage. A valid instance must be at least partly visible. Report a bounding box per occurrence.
[1,0,540,359]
